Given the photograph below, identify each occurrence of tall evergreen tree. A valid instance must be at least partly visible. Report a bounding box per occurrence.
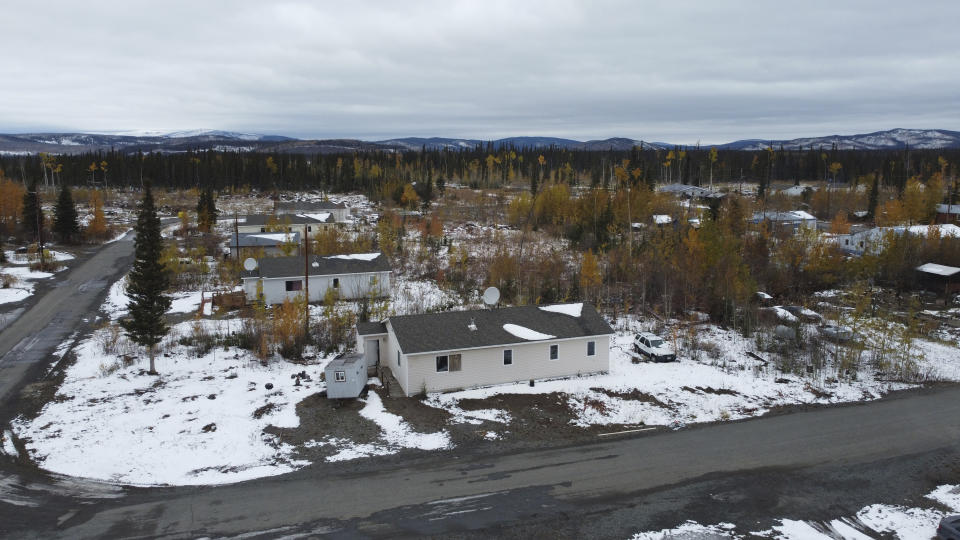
[867,175,880,219]
[196,188,218,233]
[121,183,171,375]
[53,184,80,243]
[21,182,43,242]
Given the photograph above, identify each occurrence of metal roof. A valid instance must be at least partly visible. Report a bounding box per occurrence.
[243,213,334,226]
[231,232,299,247]
[916,263,960,277]
[275,200,346,212]
[387,303,613,355]
[241,253,391,279]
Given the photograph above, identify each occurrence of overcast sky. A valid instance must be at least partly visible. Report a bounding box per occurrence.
[3,0,958,143]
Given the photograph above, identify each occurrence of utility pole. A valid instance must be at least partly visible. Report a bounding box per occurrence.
[303,224,310,335]
[233,212,240,262]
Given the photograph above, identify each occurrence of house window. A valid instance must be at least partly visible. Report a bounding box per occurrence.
[370,276,377,285]
[307,226,312,232]
[397,350,401,366]
[549,344,558,360]
[285,280,302,291]
[333,278,340,289]
[334,371,346,382]
[436,354,462,372]
[587,341,596,356]
[260,227,266,233]
[503,349,513,365]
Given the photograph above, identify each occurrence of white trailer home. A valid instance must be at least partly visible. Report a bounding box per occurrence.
[836,224,960,256]
[241,253,391,305]
[237,213,338,234]
[356,303,613,396]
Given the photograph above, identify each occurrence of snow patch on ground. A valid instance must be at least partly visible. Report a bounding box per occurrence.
[631,521,738,539]
[308,392,451,462]
[11,320,322,486]
[632,484,960,540]
[1,430,17,457]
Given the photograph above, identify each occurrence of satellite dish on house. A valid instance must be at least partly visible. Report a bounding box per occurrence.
[482,287,500,307]
[243,258,258,271]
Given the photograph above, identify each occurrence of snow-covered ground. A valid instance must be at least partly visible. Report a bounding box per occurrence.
[631,484,960,539]
[3,250,75,264]
[306,391,451,462]
[424,318,960,430]
[12,319,318,485]
[0,265,61,305]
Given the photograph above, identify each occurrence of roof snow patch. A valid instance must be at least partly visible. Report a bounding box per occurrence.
[328,253,381,261]
[502,324,555,341]
[539,303,583,317]
[296,212,332,222]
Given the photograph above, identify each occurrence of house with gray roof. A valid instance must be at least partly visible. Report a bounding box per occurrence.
[274,200,350,222]
[356,303,613,396]
[229,231,300,258]
[237,213,338,234]
[241,253,391,305]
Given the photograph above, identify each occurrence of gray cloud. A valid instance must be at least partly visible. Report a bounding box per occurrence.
[3,0,959,143]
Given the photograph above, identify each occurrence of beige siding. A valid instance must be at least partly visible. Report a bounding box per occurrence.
[383,321,409,392]
[400,336,609,396]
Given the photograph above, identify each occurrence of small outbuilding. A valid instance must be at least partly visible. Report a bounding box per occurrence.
[324,354,368,399]
[916,263,960,297]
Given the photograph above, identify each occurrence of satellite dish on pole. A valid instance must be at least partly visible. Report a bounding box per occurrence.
[243,257,258,271]
[482,286,500,308]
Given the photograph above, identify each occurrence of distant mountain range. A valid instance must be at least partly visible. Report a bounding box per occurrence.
[0,128,958,155]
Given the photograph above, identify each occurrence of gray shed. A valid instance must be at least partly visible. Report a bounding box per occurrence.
[325,354,367,399]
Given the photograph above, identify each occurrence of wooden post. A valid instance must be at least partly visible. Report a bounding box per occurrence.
[233,212,240,261]
[304,225,310,334]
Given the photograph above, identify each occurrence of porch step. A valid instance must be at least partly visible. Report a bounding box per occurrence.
[376,366,405,398]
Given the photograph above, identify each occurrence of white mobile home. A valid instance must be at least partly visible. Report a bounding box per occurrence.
[356,303,613,396]
[837,224,960,256]
[241,253,391,305]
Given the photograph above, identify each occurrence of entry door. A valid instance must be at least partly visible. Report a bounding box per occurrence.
[365,339,380,368]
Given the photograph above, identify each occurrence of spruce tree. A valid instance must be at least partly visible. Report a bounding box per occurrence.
[121,183,171,375]
[53,184,80,244]
[196,188,218,233]
[22,182,43,242]
[867,175,880,220]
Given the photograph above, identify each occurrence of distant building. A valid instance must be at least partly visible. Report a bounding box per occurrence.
[241,253,391,305]
[658,183,724,200]
[229,232,299,259]
[274,200,350,222]
[356,303,613,397]
[749,210,817,233]
[935,204,960,225]
[237,213,337,234]
[837,224,960,256]
[915,263,960,296]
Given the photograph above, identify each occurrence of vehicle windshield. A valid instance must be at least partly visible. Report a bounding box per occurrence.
[650,339,663,347]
